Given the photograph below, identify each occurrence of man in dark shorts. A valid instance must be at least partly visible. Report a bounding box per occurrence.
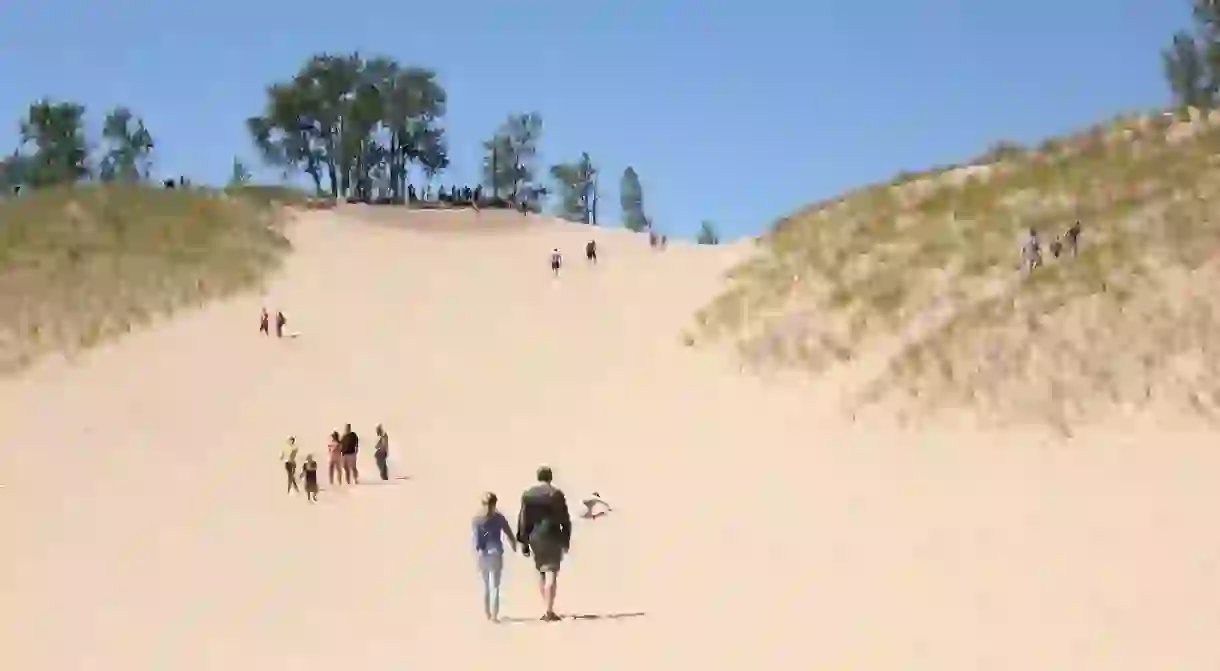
[517,466,572,622]
[550,249,562,277]
[340,423,359,484]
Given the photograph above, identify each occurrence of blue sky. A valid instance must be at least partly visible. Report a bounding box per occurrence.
[0,0,1185,239]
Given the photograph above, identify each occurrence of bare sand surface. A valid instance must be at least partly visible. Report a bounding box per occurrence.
[2,207,1219,669]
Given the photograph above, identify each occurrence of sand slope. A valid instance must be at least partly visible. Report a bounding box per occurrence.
[2,207,1219,670]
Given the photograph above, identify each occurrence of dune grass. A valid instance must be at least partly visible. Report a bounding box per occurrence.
[0,183,292,374]
[694,108,1220,430]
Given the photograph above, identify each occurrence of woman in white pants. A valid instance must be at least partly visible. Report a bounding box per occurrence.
[472,492,518,622]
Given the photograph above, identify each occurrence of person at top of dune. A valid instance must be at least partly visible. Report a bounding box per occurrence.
[281,436,299,494]
[550,249,562,277]
[585,240,597,264]
[340,424,359,484]
[473,492,517,623]
[327,431,342,486]
[517,466,572,622]
[300,454,319,503]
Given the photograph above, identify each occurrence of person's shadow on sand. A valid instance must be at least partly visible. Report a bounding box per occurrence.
[500,612,646,624]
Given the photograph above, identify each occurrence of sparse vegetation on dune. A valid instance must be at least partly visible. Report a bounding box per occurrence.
[0,184,291,374]
[694,107,1220,431]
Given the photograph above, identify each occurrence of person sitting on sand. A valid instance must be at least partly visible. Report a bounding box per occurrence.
[281,436,299,494]
[580,492,612,519]
[473,492,518,623]
[327,431,343,486]
[301,454,319,503]
[550,249,562,277]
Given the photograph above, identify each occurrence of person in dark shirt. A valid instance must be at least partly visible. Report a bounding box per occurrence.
[516,466,572,622]
[585,240,597,264]
[340,423,359,484]
[275,311,287,338]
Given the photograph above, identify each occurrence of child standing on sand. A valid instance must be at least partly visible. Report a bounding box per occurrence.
[301,455,319,502]
[473,492,517,622]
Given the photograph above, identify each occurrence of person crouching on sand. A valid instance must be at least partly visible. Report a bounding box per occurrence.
[300,454,319,502]
[581,491,612,519]
[473,492,517,622]
[281,436,299,494]
[327,431,343,486]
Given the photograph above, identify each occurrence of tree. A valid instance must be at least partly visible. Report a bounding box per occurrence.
[619,166,648,232]
[19,99,90,187]
[247,53,448,201]
[550,152,597,223]
[697,220,720,245]
[99,107,155,182]
[482,112,542,200]
[1166,32,1211,108]
[229,157,252,187]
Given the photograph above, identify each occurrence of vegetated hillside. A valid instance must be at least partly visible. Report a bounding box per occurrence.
[0,184,294,374]
[694,108,1220,432]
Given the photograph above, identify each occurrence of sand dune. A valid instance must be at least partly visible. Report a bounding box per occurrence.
[2,207,1219,669]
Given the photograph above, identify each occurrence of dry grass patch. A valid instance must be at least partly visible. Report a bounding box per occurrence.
[694,107,1220,429]
[0,183,291,374]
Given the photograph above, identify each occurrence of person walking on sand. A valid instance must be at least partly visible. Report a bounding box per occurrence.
[281,436,300,494]
[585,239,597,265]
[550,248,562,277]
[259,308,270,335]
[473,492,518,622]
[517,466,572,622]
[373,424,390,481]
[275,310,287,338]
[327,431,343,486]
[300,454,320,502]
[340,423,360,484]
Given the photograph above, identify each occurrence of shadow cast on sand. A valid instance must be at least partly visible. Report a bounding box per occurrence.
[500,612,646,625]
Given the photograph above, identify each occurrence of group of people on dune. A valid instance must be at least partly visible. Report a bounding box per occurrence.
[1022,221,1082,274]
[279,423,391,502]
[474,466,612,622]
